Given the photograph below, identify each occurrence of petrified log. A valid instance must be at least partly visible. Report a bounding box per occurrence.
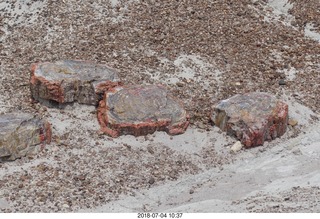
[30,60,121,106]
[0,113,51,161]
[98,85,189,137]
[211,92,288,147]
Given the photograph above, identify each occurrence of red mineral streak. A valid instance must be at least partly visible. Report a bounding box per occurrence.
[95,81,123,96]
[31,63,65,103]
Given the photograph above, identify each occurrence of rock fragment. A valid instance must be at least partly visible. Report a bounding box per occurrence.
[288,119,298,127]
[30,60,121,106]
[0,113,51,161]
[97,85,189,137]
[279,79,286,86]
[231,141,243,153]
[148,177,155,185]
[211,92,288,148]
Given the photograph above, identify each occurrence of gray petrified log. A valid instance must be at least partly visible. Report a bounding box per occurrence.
[0,113,51,161]
[30,60,121,106]
[211,92,288,147]
[98,85,189,137]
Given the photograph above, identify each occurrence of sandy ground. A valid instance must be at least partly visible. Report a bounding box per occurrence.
[0,0,320,213]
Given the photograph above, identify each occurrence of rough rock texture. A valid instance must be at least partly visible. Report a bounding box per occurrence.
[0,113,51,161]
[98,85,189,137]
[211,92,288,148]
[30,60,121,106]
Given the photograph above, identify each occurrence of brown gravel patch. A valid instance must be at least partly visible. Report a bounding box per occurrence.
[0,144,200,212]
[289,0,320,32]
[235,186,320,213]
[1,0,319,126]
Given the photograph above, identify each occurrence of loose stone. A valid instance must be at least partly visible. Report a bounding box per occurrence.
[231,141,243,153]
[97,85,189,137]
[211,92,288,148]
[279,79,286,85]
[0,113,51,161]
[148,177,155,185]
[288,119,298,127]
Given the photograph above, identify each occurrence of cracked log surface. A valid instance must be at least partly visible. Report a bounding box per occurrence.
[211,92,288,148]
[30,60,121,106]
[98,85,189,137]
[0,113,51,161]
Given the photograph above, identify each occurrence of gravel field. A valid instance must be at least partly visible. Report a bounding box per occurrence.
[0,0,320,213]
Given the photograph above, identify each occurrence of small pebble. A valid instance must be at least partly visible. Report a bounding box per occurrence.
[62,204,69,208]
[279,79,286,85]
[292,148,302,155]
[148,177,155,185]
[198,123,206,129]
[176,82,184,87]
[288,119,298,127]
[231,141,243,153]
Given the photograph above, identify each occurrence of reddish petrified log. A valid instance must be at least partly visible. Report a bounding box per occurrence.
[211,92,288,148]
[97,85,189,137]
[30,60,122,106]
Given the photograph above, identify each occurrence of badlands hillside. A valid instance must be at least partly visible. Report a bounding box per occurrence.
[0,0,320,213]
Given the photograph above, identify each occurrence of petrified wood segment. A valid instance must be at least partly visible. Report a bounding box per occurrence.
[98,85,189,137]
[211,92,288,148]
[0,113,51,161]
[30,60,121,106]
